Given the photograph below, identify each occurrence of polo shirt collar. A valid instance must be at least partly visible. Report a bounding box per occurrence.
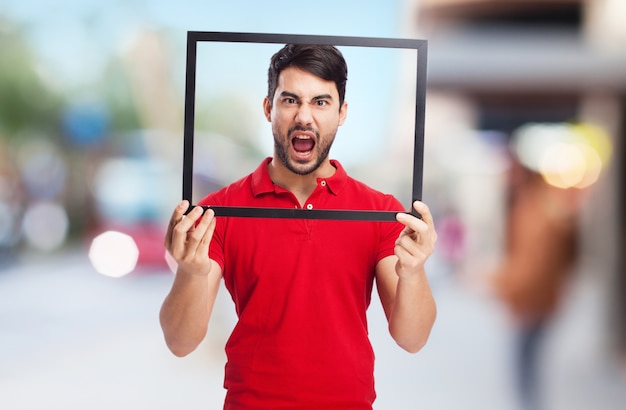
[324,159,347,195]
[251,157,347,197]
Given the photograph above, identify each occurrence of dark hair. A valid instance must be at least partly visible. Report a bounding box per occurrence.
[267,44,348,107]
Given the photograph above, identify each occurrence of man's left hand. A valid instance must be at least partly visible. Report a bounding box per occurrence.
[394,201,437,279]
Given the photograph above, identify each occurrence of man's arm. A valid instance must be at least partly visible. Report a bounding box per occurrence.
[375,201,437,353]
[159,201,222,357]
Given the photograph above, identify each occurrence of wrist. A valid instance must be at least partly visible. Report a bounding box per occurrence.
[176,260,214,278]
[397,267,427,285]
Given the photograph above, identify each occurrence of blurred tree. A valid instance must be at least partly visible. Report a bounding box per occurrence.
[196,94,265,157]
[0,15,148,246]
[0,17,63,138]
[100,61,142,133]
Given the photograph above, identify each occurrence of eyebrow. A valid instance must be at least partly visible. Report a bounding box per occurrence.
[279,91,334,102]
[312,94,333,102]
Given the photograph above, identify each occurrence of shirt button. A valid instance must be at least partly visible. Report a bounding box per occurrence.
[306,204,313,210]
[321,180,327,187]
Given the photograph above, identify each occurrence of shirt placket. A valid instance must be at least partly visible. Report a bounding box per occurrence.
[300,179,330,238]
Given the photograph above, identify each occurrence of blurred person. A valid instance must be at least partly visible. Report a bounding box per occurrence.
[492,158,581,410]
[0,142,24,263]
[160,44,437,409]
[436,207,466,274]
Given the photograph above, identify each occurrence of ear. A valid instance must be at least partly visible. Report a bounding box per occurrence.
[263,97,272,122]
[338,101,348,126]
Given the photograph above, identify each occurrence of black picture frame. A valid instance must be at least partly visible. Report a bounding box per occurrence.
[183,31,427,221]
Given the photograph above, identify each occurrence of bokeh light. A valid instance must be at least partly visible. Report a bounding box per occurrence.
[88,230,139,278]
[1,2,625,409]
[15,137,67,199]
[511,122,612,189]
[164,249,178,274]
[21,201,69,252]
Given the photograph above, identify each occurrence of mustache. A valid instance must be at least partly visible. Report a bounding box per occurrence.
[288,125,318,136]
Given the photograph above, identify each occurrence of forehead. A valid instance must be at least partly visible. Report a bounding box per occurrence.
[276,67,339,97]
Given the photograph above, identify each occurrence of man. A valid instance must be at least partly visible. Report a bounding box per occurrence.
[160,44,437,409]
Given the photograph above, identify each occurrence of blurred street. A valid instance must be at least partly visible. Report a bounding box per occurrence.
[1,249,625,410]
[1,1,626,409]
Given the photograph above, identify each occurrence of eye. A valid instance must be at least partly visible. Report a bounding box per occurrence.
[315,99,329,107]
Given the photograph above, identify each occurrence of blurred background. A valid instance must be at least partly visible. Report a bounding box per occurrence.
[0,0,625,409]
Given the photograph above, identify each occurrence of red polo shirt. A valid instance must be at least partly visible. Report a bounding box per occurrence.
[199,158,404,410]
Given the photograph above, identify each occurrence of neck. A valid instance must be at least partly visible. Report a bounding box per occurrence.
[268,157,336,206]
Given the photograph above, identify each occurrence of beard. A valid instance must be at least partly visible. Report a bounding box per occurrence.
[273,125,335,176]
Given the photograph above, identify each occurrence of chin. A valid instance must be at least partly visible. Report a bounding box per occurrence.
[288,159,319,176]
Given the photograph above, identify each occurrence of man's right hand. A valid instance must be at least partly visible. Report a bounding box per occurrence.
[164,200,216,277]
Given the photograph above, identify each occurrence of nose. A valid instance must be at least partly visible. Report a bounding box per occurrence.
[295,103,313,125]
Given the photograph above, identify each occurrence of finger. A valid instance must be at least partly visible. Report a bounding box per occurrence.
[184,207,217,254]
[394,234,427,267]
[396,209,428,236]
[165,200,189,249]
[170,200,190,224]
[170,206,205,257]
[412,201,434,227]
[187,207,214,245]
[413,202,438,246]
[194,209,216,258]
[394,240,412,261]
[397,229,437,262]
[396,231,422,254]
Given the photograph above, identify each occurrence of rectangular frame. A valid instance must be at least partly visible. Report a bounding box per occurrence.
[183,31,428,221]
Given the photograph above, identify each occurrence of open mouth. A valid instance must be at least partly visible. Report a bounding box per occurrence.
[292,135,315,154]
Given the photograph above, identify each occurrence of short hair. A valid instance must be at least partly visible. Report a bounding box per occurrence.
[267,44,348,108]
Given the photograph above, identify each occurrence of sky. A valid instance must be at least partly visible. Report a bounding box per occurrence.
[1,0,418,179]
[1,0,406,87]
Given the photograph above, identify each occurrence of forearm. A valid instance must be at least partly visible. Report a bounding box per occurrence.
[159,265,217,357]
[388,268,436,353]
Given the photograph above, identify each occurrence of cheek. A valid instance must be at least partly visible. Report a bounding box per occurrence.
[320,116,342,132]
[276,111,297,131]
[271,118,287,138]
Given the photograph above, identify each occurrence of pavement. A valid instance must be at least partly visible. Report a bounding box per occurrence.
[1,249,625,410]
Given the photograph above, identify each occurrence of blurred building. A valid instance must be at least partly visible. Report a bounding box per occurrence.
[409,0,625,361]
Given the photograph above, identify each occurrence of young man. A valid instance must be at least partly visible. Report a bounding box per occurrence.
[160,44,437,409]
